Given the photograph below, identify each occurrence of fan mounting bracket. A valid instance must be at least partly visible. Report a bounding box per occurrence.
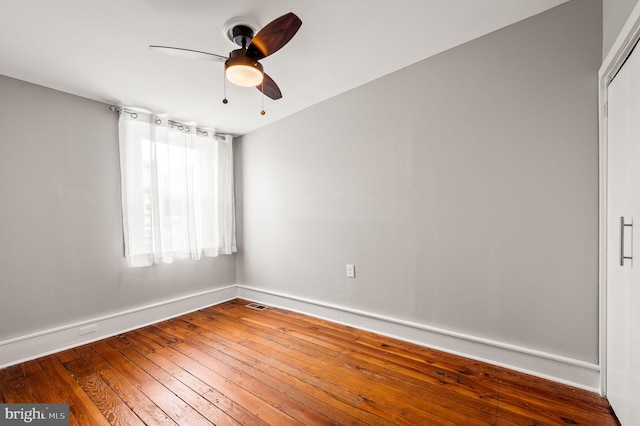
[223,18,259,47]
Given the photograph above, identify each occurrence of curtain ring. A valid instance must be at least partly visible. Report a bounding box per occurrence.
[155,118,162,125]
[130,112,138,119]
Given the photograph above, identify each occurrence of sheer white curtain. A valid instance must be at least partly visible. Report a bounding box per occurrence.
[118,111,236,267]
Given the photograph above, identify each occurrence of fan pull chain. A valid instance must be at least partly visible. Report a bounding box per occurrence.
[260,80,266,115]
[222,70,228,104]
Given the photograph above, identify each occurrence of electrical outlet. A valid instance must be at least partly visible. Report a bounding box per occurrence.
[346,264,356,278]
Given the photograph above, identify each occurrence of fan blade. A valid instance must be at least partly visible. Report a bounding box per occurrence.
[256,73,282,100]
[149,46,227,62]
[246,12,302,60]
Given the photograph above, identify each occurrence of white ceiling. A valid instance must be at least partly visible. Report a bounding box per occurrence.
[1,0,569,136]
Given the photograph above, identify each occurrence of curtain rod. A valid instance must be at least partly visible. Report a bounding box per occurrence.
[109,106,226,139]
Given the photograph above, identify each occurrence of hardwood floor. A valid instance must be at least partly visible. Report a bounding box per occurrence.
[0,298,619,425]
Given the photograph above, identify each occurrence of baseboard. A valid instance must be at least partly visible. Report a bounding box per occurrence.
[0,283,601,393]
[0,285,237,369]
[237,285,601,392]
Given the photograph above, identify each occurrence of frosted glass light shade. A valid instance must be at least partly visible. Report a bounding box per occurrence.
[226,64,264,87]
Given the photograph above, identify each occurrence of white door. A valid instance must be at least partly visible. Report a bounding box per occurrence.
[607,43,640,425]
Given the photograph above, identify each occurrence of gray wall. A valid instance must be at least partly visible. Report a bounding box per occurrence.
[235,0,602,363]
[603,0,639,58]
[0,75,236,341]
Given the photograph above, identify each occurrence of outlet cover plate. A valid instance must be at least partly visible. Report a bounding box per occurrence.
[346,264,356,278]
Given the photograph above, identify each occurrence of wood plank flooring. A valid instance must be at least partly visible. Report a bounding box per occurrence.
[0,298,619,425]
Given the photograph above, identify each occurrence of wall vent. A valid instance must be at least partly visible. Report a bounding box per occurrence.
[245,302,269,311]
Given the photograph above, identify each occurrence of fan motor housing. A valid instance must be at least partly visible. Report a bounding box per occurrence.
[225,48,263,72]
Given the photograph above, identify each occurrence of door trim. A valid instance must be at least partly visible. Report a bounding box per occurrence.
[599,1,640,397]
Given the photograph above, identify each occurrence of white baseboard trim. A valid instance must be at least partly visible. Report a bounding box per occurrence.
[237,285,601,393]
[0,284,601,393]
[0,285,237,369]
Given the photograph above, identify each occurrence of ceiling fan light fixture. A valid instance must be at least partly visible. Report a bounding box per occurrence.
[152,12,301,100]
[226,64,264,87]
[225,51,264,87]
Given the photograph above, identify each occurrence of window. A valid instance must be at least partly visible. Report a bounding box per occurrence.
[118,112,236,267]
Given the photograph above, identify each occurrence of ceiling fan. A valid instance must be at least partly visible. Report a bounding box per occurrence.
[149,12,302,103]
